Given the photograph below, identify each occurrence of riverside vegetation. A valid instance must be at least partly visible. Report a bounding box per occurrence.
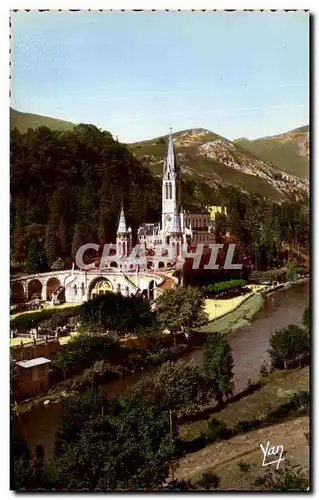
[11,295,310,491]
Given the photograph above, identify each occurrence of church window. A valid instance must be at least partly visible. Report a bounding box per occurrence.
[169,183,172,199]
[165,183,169,199]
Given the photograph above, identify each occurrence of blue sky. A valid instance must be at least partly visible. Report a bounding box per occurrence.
[11,10,309,142]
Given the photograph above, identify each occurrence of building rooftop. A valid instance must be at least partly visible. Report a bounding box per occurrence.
[15,357,52,369]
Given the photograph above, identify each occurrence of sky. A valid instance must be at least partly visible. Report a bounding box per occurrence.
[10,10,309,143]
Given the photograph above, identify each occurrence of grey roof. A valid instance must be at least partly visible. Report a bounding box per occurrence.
[117,205,127,234]
[16,357,52,369]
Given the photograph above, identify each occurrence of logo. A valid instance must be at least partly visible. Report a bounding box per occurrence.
[260,441,285,469]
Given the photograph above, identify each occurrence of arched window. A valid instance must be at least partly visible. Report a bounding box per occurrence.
[165,183,169,199]
[169,183,172,199]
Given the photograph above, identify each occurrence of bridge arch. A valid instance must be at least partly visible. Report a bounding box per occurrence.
[28,279,43,301]
[11,282,25,304]
[46,277,62,301]
[89,277,113,299]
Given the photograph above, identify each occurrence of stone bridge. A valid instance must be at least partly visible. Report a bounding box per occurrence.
[10,268,181,305]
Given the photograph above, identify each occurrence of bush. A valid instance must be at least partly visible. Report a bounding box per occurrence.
[10,305,82,330]
[237,460,250,473]
[206,418,232,443]
[197,471,221,490]
[233,419,262,435]
[265,391,309,424]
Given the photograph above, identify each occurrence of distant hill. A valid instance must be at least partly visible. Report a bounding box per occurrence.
[128,128,309,202]
[234,125,309,179]
[10,107,76,133]
[10,106,309,202]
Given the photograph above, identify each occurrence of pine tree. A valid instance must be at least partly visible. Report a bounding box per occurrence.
[45,222,58,267]
[26,238,46,274]
[58,216,68,256]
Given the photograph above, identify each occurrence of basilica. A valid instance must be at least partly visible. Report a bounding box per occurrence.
[117,130,225,262]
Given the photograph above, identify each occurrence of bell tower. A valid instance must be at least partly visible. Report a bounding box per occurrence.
[161,128,181,234]
[116,204,131,258]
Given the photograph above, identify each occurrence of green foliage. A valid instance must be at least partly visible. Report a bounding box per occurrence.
[53,333,123,377]
[264,391,309,424]
[256,461,309,491]
[25,238,46,274]
[197,471,221,490]
[202,279,247,296]
[285,260,305,281]
[156,286,208,334]
[128,360,211,418]
[205,417,232,443]
[268,324,310,369]
[49,390,177,490]
[10,305,82,330]
[237,460,250,473]
[203,333,234,404]
[233,419,262,434]
[81,293,153,334]
[11,125,161,270]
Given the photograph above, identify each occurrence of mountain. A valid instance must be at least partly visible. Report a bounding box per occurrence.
[10,107,76,133]
[128,128,309,202]
[234,125,309,179]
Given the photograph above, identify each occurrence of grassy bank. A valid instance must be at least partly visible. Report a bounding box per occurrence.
[179,366,309,441]
[200,293,263,335]
[176,416,309,490]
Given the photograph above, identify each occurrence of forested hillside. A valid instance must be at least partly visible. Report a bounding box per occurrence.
[10,125,309,275]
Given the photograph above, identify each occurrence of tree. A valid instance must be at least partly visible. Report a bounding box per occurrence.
[45,222,58,267]
[203,333,234,405]
[25,238,46,273]
[128,360,211,421]
[58,216,68,256]
[11,227,28,265]
[268,324,310,369]
[81,293,153,334]
[47,390,176,490]
[156,287,208,339]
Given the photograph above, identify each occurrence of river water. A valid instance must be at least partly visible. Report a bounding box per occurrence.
[14,282,309,460]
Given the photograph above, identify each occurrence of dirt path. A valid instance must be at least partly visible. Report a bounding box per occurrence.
[175,416,309,490]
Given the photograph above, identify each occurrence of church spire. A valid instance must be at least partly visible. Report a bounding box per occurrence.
[117,204,127,234]
[164,127,178,179]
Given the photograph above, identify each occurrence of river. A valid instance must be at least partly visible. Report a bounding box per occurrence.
[14,282,309,460]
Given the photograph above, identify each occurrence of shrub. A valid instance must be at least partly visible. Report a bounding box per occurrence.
[233,419,262,435]
[265,391,309,424]
[206,418,232,443]
[10,305,82,330]
[197,471,221,490]
[237,460,250,473]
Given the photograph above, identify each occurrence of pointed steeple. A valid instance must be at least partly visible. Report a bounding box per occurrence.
[117,204,127,234]
[164,127,178,179]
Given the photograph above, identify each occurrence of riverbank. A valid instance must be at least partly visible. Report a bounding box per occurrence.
[13,282,309,461]
[200,293,263,335]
